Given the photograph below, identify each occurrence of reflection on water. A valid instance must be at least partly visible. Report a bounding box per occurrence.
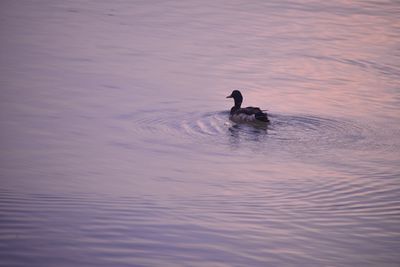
[228,123,268,144]
[1,0,400,266]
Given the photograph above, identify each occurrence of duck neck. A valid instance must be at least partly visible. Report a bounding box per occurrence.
[230,99,242,115]
[234,98,242,109]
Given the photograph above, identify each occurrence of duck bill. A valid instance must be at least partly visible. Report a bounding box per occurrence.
[226,95,232,98]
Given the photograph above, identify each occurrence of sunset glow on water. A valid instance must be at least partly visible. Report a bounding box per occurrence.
[1,1,399,266]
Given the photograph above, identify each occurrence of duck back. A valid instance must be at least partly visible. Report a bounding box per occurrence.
[230,106,269,123]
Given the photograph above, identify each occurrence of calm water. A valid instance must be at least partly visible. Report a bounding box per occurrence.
[1,1,400,266]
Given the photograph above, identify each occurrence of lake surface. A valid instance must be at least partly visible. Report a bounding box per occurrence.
[1,1,399,266]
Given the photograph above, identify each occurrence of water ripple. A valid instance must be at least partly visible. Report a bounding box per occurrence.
[117,108,395,157]
[2,188,399,266]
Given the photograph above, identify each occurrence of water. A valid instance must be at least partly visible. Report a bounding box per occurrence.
[1,1,399,266]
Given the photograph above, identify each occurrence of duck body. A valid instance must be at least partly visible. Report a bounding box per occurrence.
[227,90,269,123]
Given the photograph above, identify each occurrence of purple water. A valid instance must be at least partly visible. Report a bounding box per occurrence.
[1,1,399,266]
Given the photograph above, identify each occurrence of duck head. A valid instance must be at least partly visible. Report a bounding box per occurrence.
[226,90,243,108]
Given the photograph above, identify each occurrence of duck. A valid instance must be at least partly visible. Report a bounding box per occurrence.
[226,90,269,123]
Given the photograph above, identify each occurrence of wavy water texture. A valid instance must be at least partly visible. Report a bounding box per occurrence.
[122,108,396,155]
[1,181,399,266]
[1,0,400,266]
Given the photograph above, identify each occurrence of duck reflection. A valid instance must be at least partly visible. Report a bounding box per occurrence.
[228,122,268,148]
